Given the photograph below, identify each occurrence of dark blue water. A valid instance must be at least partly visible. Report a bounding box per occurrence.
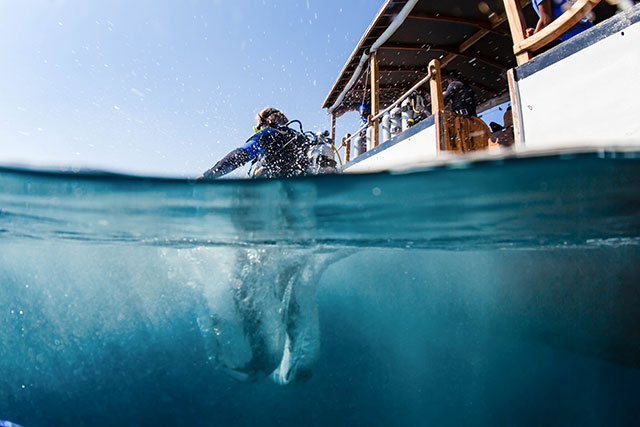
[1,152,639,426]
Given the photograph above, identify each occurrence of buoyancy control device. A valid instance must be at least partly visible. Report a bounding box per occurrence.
[250,121,338,178]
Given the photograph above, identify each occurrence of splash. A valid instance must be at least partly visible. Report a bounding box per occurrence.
[166,245,346,384]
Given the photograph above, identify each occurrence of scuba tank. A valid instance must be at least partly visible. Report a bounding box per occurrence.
[250,121,336,178]
[365,127,374,152]
[250,121,311,178]
[381,112,391,143]
[352,133,366,158]
[307,130,337,175]
[401,97,414,132]
[389,105,402,136]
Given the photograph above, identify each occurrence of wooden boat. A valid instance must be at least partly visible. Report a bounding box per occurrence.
[322,0,640,173]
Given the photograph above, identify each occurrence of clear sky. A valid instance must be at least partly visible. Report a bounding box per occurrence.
[0,0,506,178]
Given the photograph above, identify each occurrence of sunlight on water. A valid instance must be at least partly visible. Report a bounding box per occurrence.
[0,152,639,426]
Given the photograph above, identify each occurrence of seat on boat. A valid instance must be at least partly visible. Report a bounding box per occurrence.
[442,112,491,153]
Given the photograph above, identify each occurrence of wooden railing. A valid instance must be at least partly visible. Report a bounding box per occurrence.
[504,0,601,65]
[340,58,492,163]
[441,112,491,152]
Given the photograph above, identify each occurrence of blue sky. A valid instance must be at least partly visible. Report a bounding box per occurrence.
[0,0,378,176]
[0,0,505,177]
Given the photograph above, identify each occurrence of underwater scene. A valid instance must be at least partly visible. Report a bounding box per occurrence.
[1,152,639,426]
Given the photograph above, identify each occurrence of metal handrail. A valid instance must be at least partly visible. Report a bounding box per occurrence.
[341,70,434,146]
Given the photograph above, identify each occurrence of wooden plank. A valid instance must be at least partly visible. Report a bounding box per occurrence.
[379,0,530,72]
[453,114,462,151]
[503,0,532,65]
[458,29,491,53]
[370,52,380,148]
[441,0,530,68]
[429,59,444,152]
[429,60,444,116]
[379,65,427,73]
[400,12,510,36]
[507,68,525,147]
[330,113,336,143]
[377,68,502,96]
[514,0,601,54]
[379,43,510,70]
[342,134,352,163]
[441,113,491,152]
[470,117,491,151]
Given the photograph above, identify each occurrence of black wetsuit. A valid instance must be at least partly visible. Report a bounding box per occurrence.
[202,126,310,179]
[443,80,478,117]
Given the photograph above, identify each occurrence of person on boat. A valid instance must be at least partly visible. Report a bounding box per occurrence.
[442,70,478,117]
[358,100,370,128]
[527,0,593,41]
[198,107,310,179]
[490,106,515,148]
[351,100,370,155]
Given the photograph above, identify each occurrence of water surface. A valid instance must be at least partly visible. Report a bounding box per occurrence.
[1,152,639,426]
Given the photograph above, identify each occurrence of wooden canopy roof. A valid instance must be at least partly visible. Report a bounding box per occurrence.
[322,0,536,116]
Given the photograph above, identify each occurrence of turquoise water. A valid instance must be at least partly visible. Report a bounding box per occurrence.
[1,152,639,426]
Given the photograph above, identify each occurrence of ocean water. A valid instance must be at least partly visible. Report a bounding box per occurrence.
[1,152,639,426]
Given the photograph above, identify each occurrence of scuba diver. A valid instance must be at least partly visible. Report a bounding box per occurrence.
[192,108,341,385]
[198,107,312,179]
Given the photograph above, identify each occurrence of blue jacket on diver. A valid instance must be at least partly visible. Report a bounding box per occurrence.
[201,107,310,179]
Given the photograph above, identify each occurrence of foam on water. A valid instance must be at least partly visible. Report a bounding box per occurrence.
[0,152,639,426]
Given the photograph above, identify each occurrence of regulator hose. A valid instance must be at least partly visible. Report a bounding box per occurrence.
[332,144,344,171]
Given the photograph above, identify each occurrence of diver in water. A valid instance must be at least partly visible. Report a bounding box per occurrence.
[198,107,310,179]
[194,109,341,384]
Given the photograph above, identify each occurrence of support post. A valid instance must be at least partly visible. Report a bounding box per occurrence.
[330,112,336,143]
[370,52,380,147]
[429,59,445,151]
[343,134,351,163]
[503,0,532,65]
[507,69,525,148]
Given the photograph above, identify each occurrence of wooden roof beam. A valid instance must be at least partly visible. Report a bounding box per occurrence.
[379,43,510,71]
[382,12,510,36]
[379,66,427,73]
[344,0,533,109]
[324,0,532,109]
[440,0,531,66]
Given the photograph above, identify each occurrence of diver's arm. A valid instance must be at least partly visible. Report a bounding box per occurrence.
[200,148,251,179]
[198,132,267,180]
